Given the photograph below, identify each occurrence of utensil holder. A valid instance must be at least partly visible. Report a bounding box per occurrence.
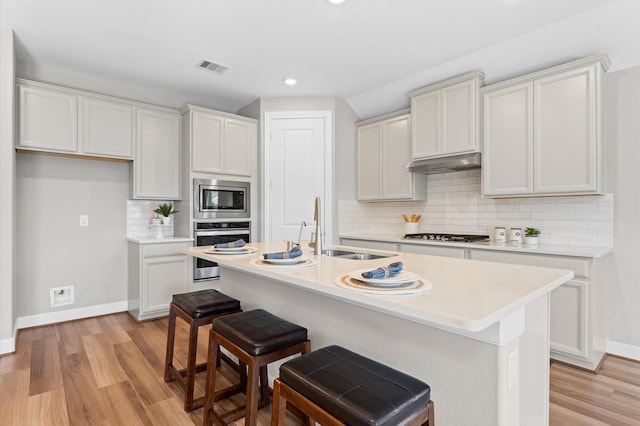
[405,223,419,234]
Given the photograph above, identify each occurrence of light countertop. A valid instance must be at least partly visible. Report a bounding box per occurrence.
[182,242,573,334]
[340,233,612,258]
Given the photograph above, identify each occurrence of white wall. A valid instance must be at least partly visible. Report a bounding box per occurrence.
[15,153,129,317]
[0,27,16,353]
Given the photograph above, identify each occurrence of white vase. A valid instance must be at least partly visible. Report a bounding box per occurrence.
[161,215,171,225]
[525,235,539,245]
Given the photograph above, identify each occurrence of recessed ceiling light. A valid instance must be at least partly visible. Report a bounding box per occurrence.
[284,78,297,86]
[328,0,347,4]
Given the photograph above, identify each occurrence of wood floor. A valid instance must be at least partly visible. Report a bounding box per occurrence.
[0,313,638,426]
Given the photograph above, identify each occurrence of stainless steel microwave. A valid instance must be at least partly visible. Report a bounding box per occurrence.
[193,178,250,220]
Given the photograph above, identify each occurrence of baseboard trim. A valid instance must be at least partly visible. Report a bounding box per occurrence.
[607,340,640,361]
[14,300,128,331]
[0,324,17,355]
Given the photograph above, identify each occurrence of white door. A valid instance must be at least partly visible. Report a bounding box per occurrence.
[265,112,331,245]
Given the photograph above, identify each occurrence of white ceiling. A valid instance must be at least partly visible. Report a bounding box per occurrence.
[1,0,638,118]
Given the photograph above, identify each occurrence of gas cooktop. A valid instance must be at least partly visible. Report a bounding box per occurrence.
[402,233,490,242]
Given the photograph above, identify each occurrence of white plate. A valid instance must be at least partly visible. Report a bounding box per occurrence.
[348,269,419,286]
[250,258,317,269]
[261,256,307,265]
[334,275,432,295]
[204,246,258,255]
[212,245,247,252]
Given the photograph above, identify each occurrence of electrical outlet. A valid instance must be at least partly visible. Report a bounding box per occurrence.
[79,215,89,227]
[50,286,74,307]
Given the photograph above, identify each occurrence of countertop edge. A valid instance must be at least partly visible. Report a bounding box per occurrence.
[340,234,613,258]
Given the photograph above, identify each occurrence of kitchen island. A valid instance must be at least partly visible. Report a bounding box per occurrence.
[182,242,574,426]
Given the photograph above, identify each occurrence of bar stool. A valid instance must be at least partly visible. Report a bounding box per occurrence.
[164,289,242,412]
[272,345,434,426]
[203,309,311,426]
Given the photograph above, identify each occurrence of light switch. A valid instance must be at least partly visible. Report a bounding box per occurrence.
[79,215,89,227]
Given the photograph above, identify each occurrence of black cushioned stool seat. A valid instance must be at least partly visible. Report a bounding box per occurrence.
[272,345,434,426]
[203,309,311,426]
[164,289,241,412]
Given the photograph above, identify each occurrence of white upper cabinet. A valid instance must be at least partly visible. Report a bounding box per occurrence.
[133,108,181,200]
[17,80,134,159]
[186,105,257,177]
[356,110,426,201]
[82,96,134,159]
[482,55,609,197]
[18,83,78,153]
[409,71,484,160]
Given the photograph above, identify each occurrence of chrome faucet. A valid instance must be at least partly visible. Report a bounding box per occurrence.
[309,197,322,255]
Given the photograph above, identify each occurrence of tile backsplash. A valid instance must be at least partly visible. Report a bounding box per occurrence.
[339,169,613,248]
[127,200,175,238]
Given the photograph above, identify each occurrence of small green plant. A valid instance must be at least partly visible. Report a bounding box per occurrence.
[524,227,540,236]
[154,202,179,217]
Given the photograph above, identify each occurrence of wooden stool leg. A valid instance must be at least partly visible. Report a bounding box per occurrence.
[203,331,220,426]
[164,305,177,382]
[259,365,269,404]
[184,319,199,411]
[271,378,287,426]
[427,400,435,426]
[245,358,260,426]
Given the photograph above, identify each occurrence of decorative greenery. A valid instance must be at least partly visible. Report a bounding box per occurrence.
[524,227,541,236]
[154,203,179,217]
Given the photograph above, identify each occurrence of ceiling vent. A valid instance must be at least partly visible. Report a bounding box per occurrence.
[198,60,229,74]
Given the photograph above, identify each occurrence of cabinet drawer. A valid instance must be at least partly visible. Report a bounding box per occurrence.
[468,250,589,278]
[400,244,466,259]
[142,242,191,258]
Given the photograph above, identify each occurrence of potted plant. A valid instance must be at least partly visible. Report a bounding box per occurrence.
[524,227,541,245]
[154,203,179,225]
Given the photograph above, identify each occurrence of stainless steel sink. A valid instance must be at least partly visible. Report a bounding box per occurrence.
[321,249,395,260]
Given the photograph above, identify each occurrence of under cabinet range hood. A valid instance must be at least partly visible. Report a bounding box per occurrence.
[406,152,481,175]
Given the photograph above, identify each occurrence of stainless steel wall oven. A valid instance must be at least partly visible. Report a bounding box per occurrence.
[193,221,251,281]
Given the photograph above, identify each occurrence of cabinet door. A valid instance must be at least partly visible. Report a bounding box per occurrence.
[18,85,78,152]
[534,66,598,194]
[411,90,441,158]
[382,114,413,199]
[442,79,476,154]
[356,123,383,200]
[223,118,255,176]
[82,96,134,158]
[550,279,588,360]
[192,110,223,173]
[141,255,190,315]
[482,83,534,196]
[134,108,181,199]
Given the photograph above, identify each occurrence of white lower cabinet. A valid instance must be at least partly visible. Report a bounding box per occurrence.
[128,241,191,321]
[468,249,607,371]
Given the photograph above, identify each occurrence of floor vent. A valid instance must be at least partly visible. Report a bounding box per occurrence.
[198,60,229,74]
